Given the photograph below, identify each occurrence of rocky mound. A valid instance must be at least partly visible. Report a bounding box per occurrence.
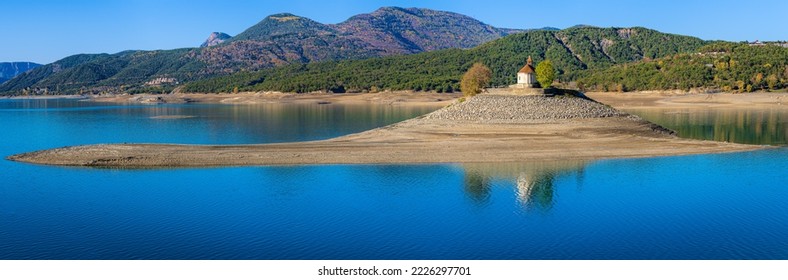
[425,94,625,122]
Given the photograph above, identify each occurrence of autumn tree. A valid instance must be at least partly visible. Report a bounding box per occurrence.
[460,62,492,97]
[535,60,556,88]
[752,72,764,90]
[766,74,778,90]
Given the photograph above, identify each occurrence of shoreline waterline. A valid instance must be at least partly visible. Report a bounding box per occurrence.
[7,92,766,168]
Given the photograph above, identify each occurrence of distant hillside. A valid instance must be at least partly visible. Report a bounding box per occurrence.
[1,7,522,95]
[577,42,788,92]
[0,62,41,84]
[183,26,707,93]
[0,51,205,95]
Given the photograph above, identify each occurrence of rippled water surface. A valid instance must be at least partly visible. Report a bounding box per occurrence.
[1,98,786,259]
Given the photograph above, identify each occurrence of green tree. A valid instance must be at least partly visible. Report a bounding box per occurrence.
[536,60,556,88]
[460,62,492,97]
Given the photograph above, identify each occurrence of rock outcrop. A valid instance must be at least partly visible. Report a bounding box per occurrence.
[200,32,232,47]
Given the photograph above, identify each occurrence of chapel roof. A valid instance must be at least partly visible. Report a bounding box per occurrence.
[518,56,536,74]
[518,64,535,74]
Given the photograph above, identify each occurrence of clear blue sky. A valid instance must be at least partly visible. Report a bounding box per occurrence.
[3,0,786,64]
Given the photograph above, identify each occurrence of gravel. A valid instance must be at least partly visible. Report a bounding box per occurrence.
[424,94,626,122]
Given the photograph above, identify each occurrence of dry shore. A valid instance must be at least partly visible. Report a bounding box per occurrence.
[8,92,763,168]
[585,91,788,110]
[88,91,461,107]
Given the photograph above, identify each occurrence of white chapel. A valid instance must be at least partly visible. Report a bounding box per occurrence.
[516,56,539,88]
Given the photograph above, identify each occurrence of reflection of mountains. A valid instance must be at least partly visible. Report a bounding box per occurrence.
[462,161,586,211]
[628,108,788,146]
[145,103,437,143]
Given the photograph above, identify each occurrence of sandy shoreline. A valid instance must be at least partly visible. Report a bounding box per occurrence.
[8,92,765,168]
[5,95,88,100]
[4,91,461,107]
[585,91,788,110]
[12,91,787,109]
[93,91,461,107]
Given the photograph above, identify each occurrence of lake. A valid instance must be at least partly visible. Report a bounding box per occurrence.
[1,98,786,259]
[627,107,788,145]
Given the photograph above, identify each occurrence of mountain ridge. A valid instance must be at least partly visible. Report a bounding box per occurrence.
[183,26,708,93]
[0,7,724,95]
[2,7,524,95]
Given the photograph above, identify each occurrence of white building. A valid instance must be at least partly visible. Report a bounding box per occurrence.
[516,56,539,88]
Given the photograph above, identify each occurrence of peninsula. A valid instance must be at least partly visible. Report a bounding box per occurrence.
[7,92,763,168]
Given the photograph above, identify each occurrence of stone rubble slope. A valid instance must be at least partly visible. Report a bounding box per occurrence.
[425,94,626,122]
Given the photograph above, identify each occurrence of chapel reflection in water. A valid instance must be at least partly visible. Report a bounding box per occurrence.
[461,161,586,211]
[515,170,556,210]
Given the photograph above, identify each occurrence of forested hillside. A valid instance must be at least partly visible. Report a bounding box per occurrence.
[577,42,788,92]
[183,26,707,93]
[0,51,205,95]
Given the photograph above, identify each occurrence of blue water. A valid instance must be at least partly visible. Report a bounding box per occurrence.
[1,98,787,259]
[627,107,788,145]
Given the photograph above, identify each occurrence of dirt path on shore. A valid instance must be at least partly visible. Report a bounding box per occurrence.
[8,93,764,168]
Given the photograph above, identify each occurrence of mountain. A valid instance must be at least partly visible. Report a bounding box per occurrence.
[228,13,336,42]
[225,7,518,54]
[332,7,520,53]
[200,32,232,47]
[0,62,41,84]
[1,7,522,95]
[194,13,383,74]
[195,7,522,75]
[183,26,708,93]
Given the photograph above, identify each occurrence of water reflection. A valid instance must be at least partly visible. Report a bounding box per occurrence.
[0,99,440,145]
[627,108,788,145]
[463,172,491,203]
[217,103,438,143]
[461,161,587,211]
[515,171,556,210]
